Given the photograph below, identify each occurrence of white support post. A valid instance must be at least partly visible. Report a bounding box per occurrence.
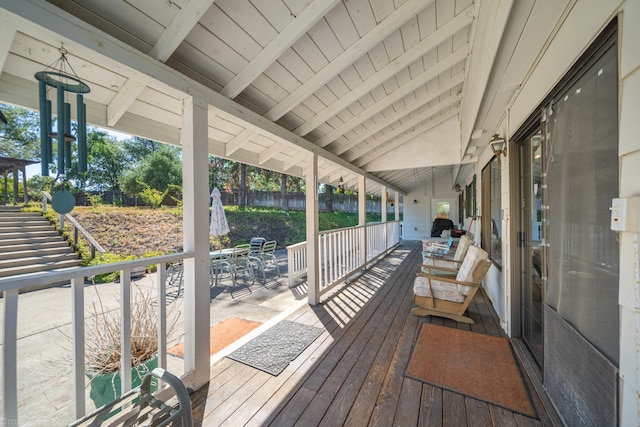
[120,268,132,393]
[381,187,387,223]
[395,192,400,221]
[358,175,367,268]
[181,95,211,388]
[381,187,387,251]
[71,277,85,419]
[305,151,320,304]
[2,289,18,423]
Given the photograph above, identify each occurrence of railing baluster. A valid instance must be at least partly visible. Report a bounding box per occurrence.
[288,247,295,287]
[2,289,19,423]
[284,221,400,299]
[120,268,132,393]
[157,262,167,370]
[71,277,85,418]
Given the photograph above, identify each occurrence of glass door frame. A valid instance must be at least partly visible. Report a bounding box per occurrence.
[509,122,547,373]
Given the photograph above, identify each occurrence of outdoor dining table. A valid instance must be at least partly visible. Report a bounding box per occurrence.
[209,248,236,286]
[209,246,257,287]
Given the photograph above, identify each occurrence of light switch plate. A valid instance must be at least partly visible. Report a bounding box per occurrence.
[611,197,640,232]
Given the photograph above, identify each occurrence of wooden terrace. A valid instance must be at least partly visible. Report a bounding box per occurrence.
[190,241,555,426]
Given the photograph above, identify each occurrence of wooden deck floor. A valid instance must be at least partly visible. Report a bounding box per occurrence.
[191,240,555,426]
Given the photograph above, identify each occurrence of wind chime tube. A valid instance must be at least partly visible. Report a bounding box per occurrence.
[46,100,53,162]
[77,94,86,173]
[64,102,72,171]
[38,80,49,176]
[57,84,65,172]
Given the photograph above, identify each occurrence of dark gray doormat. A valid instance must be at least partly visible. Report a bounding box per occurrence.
[227,320,324,376]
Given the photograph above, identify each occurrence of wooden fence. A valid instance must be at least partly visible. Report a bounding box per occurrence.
[70,190,402,214]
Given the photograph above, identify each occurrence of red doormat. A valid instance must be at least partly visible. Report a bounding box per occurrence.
[168,317,262,358]
[405,324,536,418]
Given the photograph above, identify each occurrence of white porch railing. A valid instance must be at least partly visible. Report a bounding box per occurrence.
[286,241,307,288]
[286,221,401,296]
[0,252,193,423]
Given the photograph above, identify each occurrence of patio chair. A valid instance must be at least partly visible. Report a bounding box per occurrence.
[423,235,454,257]
[210,250,234,287]
[260,240,280,277]
[69,368,192,426]
[229,244,256,286]
[249,237,266,257]
[421,234,474,273]
[166,260,184,300]
[412,245,491,324]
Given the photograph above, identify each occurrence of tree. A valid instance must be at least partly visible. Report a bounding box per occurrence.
[119,167,145,200]
[0,104,41,160]
[281,174,288,210]
[239,163,247,207]
[138,145,182,191]
[124,136,161,163]
[85,130,127,191]
[120,145,182,203]
[326,184,334,212]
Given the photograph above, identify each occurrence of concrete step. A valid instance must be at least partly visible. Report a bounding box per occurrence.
[0,246,75,261]
[0,213,47,219]
[0,241,71,253]
[0,225,58,233]
[0,206,24,212]
[0,235,64,247]
[0,219,52,227]
[0,253,80,270]
[0,230,62,240]
[0,259,83,278]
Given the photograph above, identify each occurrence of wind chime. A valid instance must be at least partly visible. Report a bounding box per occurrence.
[35,46,90,214]
[35,46,90,177]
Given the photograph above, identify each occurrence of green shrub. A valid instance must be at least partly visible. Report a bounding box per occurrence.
[87,253,137,283]
[138,183,167,209]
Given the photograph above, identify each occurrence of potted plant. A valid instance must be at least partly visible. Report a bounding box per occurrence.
[85,285,159,409]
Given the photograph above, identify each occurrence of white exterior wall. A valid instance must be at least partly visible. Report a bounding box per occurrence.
[401,170,459,241]
[472,1,640,425]
[616,1,640,424]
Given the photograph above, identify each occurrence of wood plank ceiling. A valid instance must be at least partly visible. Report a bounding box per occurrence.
[0,0,555,195]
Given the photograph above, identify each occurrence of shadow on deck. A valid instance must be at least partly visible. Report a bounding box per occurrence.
[190,240,556,426]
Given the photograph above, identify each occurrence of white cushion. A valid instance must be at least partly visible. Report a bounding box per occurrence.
[455,246,488,295]
[421,256,458,270]
[452,235,473,261]
[414,276,465,303]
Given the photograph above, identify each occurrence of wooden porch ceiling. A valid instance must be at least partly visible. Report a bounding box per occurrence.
[0,1,571,194]
[190,241,554,426]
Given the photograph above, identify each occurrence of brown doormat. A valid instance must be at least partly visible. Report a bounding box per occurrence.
[405,324,536,418]
[168,317,262,358]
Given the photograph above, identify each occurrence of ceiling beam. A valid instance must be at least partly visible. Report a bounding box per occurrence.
[220,0,341,99]
[0,24,16,70]
[292,9,473,137]
[147,0,216,62]
[283,151,307,171]
[333,78,464,155]
[258,142,283,165]
[355,109,459,167]
[107,78,145,126]
[0,0,407,195]
[225,128,254,156]
[345,95,461,161]
[324,72,464,150]
[459,0,513,156]
[263,0,433,121]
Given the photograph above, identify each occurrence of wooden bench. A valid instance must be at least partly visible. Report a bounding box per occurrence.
[69,368,192,426]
